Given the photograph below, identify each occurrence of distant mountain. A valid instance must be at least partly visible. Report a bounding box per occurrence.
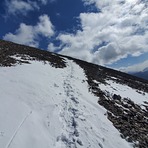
[0,40,148,148]
[130,68,148,80]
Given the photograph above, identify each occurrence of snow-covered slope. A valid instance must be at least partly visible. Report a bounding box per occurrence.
[0,58,133,148]
[0,40,148,148]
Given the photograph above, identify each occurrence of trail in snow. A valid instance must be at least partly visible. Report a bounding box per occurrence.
[55,60,133,148]
[57,60,83,147]
[5,111,32,148]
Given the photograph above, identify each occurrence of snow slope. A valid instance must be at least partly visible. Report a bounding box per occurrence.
[99,79,148,106]
[0,58,141,148]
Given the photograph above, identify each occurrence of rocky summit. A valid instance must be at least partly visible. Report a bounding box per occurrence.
[0,40,148,148]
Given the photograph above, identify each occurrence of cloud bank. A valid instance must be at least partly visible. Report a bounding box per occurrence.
[3,14,54,47]
[57,0,148,66]
[120,60,148,73]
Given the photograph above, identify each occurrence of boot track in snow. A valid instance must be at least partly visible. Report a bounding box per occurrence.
[57,60,83,148]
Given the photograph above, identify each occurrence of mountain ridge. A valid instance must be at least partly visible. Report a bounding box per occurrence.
[131,70,148,81]
[0,39,147,84]
[0,39,148,148]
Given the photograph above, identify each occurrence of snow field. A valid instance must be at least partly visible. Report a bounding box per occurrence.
[0,59,133,148]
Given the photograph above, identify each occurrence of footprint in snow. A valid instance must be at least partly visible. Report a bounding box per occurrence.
[77,139,83,146]
[98,142,104,148]
[0,132,4,137]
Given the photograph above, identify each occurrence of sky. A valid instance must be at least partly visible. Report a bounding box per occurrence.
[0,0,148,73]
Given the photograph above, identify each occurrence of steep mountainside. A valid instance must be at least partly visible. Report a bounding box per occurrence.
[0,40,148,148]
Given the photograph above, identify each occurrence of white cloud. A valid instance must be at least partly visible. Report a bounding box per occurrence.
[3,14,54,47]
[57,0,148,66]
[4,0,58,16]
[3,23,38,47]
[47,43,58,52]
[5,0,39,15]
[36,15,54,37]
[119,60,148,73]
[38,0,56,5]
[38,0,48,5]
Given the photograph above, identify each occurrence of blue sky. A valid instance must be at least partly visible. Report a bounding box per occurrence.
[0,0,148,72]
